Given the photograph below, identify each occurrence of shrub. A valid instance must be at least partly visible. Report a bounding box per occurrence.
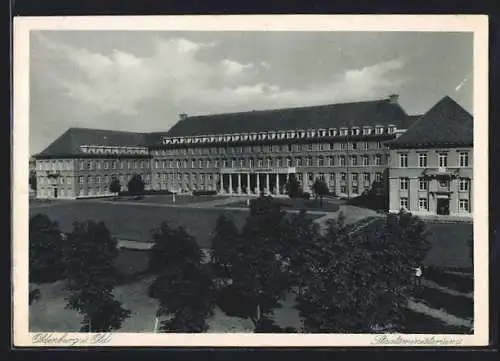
[192,190,218,196]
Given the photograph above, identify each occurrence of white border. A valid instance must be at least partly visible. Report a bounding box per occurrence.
[12,15,489,347]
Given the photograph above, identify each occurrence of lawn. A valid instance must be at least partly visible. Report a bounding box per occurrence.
[30,201,326,249]
[217,197,341,212]
[423,222,473,271]
[106,194,228,205]
[351,218,473,270]
[29,277,255,333]
[30,202,249,248]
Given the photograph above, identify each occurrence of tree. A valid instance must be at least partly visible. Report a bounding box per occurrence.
[109,177,121,195]
[311,177,329,206]
[64,220,130,332]
[127,174,145,196]
[148,222,202,274]
[279,209,322,296]
[227,194,289,326]
[29,171,37,192]
[148,225,216,332]
[211,214,240,278]
[285,173,302,198]
[297,210,431,333]
[29,214,65,283]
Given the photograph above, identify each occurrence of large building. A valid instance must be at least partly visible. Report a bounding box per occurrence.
[387,96,473,218]
[33,94,473,215]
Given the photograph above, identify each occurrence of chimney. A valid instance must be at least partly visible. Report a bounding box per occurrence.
[387,94,399,104]
[179,113,188,121]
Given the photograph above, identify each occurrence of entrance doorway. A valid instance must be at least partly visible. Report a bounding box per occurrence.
[436,198,450,215]
[53,188,58,198]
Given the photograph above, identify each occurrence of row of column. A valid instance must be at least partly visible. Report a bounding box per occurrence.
[222,173,290,195]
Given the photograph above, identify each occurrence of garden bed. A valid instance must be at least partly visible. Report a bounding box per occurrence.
[411,286,473,320]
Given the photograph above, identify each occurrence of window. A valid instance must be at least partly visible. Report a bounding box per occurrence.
[318,157,325,167]
[363,173,370,182]
[286,157,292,167]
[459,178,470,191]
[362,155,370,166]
[79,161,84,170]
[297,173,303,181]
[341,172,347,181]
[120,161,124,169]
[375,172,382,182]
[350,155,358,166]
[359,142,368,150]
[306,157,313,166]
[459,199,470,212]
[340,143,347,150]
[400,177,409,190]
[295,157,302,167]
[350,142,357,150]
[418,153,428,167]
[400,197,408,209]
[277,158,283,167]
[352,173,358,182]
[376,141,382,149]
[352,185,359,194]
[340,184,347,193]
[459,152,469,167]
[399,153,408,167]
[339,156,346,166]
[328,156,335,166]
[296,144,302,152]
[96,176,101,183]
[375,155,382,166]
[375,127,384,135]
[67,177,72,184]
[329,143,335,150]
[191,159,196,168]
[419,198,428,211]
[439,152,448,167]
[198,159,203,168]
[307,144,313,151]
[258,158,263,167]
[329,173,335,181]
[419,178,428,191]
[249,159,254,168]
[79,176,83,184]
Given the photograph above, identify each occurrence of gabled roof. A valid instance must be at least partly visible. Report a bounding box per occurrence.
[387,96,473,149]
[36,128,148,157]
[164,98,411,138]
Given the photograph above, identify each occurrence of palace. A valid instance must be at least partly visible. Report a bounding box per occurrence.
[33,94,473,218]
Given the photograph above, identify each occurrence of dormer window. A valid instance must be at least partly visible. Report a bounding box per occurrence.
[375,126,384,135]
[340,128,348,136]
[328,128,337,137]
[388,125,396,134]
[269,132,276,139]
[362,127,372,135]
[352,127,360,136]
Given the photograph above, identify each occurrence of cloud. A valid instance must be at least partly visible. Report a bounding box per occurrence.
[30,32,407,153]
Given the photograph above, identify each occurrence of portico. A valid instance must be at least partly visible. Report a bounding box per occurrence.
[219,167,296,196]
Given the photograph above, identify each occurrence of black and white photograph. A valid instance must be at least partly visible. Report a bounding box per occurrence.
[13,15,489,347]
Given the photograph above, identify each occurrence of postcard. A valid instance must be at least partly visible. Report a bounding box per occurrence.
[12,14,489,347]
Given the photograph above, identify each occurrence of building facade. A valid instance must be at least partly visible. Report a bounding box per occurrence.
[387,96,473,218]
[34,94,471,207]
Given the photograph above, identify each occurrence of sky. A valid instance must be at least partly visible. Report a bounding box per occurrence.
[29,31,473,154]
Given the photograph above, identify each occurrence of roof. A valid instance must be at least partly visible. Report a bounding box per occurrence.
[387,96,473,149]
[164,98,411,138]
[36,128,148,157]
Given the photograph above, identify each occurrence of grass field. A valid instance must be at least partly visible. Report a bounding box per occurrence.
[30,200,325,249]
[107,194,228,205]
[30,201,249,248]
